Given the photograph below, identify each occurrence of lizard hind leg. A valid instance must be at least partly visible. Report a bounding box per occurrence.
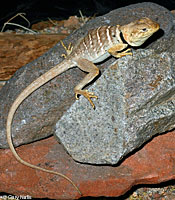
[74,58,100,109]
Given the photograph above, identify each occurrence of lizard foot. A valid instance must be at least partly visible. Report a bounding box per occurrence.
[75,90,98,109]
[113,48,133,58]
[60,40,73,58]
[120,48,133,57]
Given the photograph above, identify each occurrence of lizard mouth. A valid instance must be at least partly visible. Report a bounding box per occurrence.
[127,36,152,46]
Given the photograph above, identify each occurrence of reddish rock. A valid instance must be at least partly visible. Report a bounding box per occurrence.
[0,130,175,199]
[0,33,67,80]
[64,16,81,29]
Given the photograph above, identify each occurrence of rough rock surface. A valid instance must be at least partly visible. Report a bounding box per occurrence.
[0,2,174,148]
[55,49,175,164]
[0,130,175,199]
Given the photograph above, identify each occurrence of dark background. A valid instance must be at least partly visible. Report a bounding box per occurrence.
[1,0,175,30]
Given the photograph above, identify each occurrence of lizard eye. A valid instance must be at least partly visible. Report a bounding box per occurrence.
[141,28,148,32]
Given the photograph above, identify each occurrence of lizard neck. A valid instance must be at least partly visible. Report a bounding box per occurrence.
[119,30,128,45]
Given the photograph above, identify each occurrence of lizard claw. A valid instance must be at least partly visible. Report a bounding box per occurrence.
[61,53,67,58]
[75,90,98,109]
[60,40,73,58]
[124,48,133,56]
[119,48,133,57]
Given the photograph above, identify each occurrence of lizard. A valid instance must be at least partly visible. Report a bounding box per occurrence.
[6,17,160,195]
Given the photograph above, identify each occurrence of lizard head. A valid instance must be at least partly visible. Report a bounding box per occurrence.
[120,17,160,46]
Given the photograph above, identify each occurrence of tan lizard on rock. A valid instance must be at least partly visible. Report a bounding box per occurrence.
[6,17,159,195]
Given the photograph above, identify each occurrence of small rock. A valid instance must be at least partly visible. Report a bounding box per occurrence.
[64,16,80,29]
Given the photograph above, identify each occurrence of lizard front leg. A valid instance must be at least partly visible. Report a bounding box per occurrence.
[108,43,132,58]
[74,58,99,108]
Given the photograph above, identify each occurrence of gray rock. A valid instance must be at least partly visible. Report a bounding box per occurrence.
[55,49,175,164]
[0,2,174,148]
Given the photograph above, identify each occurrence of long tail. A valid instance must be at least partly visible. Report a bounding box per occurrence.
[6,59,81,195]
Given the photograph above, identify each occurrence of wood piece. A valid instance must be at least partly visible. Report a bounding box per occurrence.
[0,33,67,80]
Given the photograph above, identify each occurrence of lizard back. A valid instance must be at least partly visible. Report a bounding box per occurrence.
[71,26,122,63]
